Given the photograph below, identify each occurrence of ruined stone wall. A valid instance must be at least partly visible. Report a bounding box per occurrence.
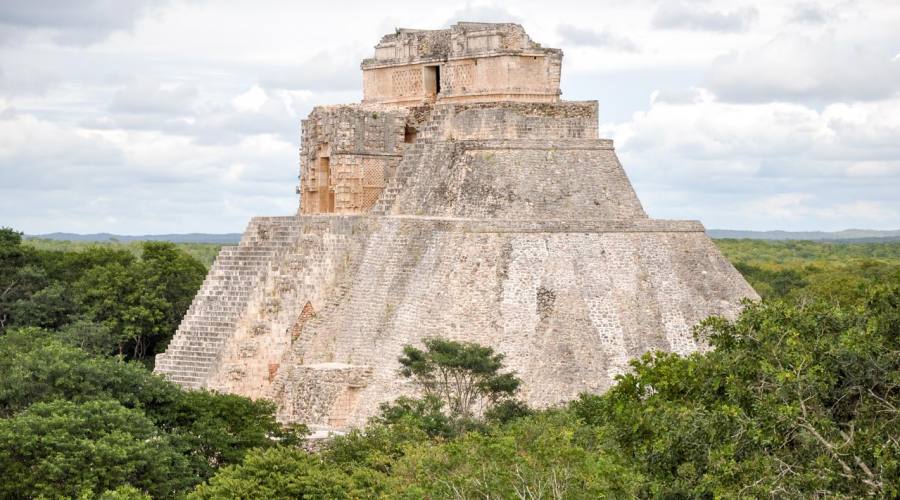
[423,101,599,141]
[361,23,561,106]
[362,54,562,105]
[299,106,406,214]
[203,217,365,398]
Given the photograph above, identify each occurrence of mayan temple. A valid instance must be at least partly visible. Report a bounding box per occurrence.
[155,22,757,429]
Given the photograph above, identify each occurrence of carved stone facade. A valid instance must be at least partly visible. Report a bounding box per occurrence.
[155,23,758,430]
[362,22,562,106]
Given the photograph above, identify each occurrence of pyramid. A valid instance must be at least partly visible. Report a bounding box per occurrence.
[155,23,757,429]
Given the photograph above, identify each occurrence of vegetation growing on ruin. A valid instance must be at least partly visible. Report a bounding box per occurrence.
[2,226,900,498]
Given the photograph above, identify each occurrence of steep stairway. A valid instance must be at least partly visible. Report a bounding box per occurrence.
[154,217,303,388]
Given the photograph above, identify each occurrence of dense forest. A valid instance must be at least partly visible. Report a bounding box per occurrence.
[1,227,898,498]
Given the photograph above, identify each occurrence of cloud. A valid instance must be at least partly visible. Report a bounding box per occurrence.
[110,79,198,115]
[260,50,361,92]
[0,0,166,46]
[741,193,813,219]
[787,3,831,24]
[0,64,60,95]
[443,5,522,25]
[90,82,313,146]
[845,161,900,177]
[705,33,900,103]
[652,3,758,32]
[740,194,893,224]
[650,87,709,105]
[556,24,638,52]
[604,87,900,230]
[0,110,298,234]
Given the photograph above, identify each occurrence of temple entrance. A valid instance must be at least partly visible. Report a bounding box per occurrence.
[318,155,334,213]
[424,65,441,98]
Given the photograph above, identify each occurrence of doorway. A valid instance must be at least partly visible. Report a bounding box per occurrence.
[424,65,441,98]
[318,156,334,213]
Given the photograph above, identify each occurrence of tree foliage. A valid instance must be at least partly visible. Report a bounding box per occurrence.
[0,228,206,361]
[0,399,190,498]
[398,338,522,422]
[0,329,300,497]
[573,284,900,497]
[3,229,900,498]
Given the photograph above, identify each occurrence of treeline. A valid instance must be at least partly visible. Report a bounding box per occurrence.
[23,237,223,268]
[716,238,900,302]
[1,227,899,498]
[1,229,207,362]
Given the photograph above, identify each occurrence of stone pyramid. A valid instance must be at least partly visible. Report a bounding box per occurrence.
[155,22,757,429]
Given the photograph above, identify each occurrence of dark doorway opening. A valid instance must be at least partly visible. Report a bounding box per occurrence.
[404,126,418,143]
[424,65,441,98]
[318,155,334,213]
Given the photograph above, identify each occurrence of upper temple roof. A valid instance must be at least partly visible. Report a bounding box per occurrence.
[361,22,560,69]
[360,22,563,105]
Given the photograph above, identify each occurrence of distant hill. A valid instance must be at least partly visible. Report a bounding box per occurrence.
[24,229,900,245]
[708,229,900,243]
[26,233,243,244]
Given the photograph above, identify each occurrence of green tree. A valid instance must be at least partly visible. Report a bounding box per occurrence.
[138,242,206,355]
[389,411,643,499]
[162,390,306,480]
[398,338,523,423]
[573,285,900,497]
[0,399,190,499]
[10,281,77,329]
[72,242,205,360]
[0,228,42,331]
[189,447,372,499]
[0,329,298,489]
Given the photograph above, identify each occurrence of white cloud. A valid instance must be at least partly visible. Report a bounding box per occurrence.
[0,0,167,46]
[741,193,813,219]
[260,50,363,92]
[787,2,832,25]
[442,4,522,26]
[2,0,900,233]
[652,3,759,32]
[845,161,900,177]
[556,24,638,52]
[232,86,268,113]
[111,79,198,114]
[706,33,900,103]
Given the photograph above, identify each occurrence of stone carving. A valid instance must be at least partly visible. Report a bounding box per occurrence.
[154,23,758,431]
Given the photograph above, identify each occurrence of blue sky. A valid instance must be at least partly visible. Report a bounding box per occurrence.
[1,0,898,234]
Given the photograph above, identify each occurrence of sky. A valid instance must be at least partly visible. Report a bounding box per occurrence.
[1,0,898,234]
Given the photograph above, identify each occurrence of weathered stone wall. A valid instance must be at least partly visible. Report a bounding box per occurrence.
[423,101,599,141]
[267,216,754,427]
[155,217,306,388]
[299,105,406,214]
[204,217,363,399]
[382,139,647,220]
[158,210,755,429]
[361,22,562,106]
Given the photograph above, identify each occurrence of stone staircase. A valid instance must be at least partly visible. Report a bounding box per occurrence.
[370,104,459,216]
[369,142,425,216]
[154,216,303,388]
